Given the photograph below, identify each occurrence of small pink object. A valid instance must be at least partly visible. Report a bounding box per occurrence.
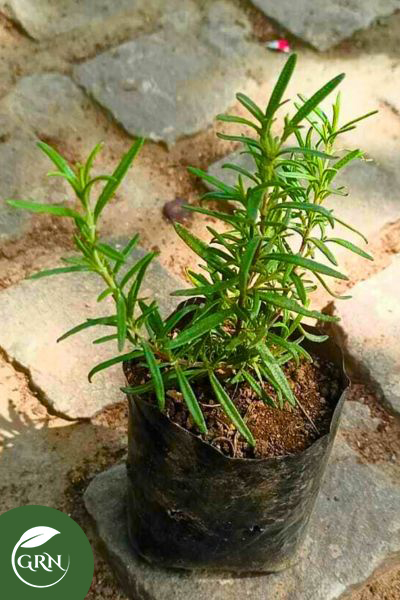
[267,39,291,53]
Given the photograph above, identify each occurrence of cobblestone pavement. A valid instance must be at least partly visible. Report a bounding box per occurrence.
[1,1,400,598]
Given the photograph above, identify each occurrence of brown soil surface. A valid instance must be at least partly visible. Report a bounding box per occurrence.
[126,356,343,459]
[343,383,400,465]
[350,566,400,600]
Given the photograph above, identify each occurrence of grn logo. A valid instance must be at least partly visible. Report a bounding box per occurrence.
[0,505,93,599]
[12,526,70,589]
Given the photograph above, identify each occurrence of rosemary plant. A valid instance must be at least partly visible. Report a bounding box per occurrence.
[8,54,375,446]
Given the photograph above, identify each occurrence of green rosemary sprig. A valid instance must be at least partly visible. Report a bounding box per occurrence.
[7,54,375,445]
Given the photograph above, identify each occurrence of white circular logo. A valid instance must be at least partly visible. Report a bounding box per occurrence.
[11,526,70,589]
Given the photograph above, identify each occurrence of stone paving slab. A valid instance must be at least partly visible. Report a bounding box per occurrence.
[0,121,69,243]
[73,1,265,145]
[0,0,141,39]
[0,73,168,245]
[1,73,102,151]
[0,245,180,419]
[207,150,400,252]
[251,0,400,51]
[334,255,400,415]
[0,74,99,244]
[340,401,380,431]
[84,415,400,600]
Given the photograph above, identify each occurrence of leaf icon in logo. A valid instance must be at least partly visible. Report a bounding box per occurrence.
[18,526,60,549]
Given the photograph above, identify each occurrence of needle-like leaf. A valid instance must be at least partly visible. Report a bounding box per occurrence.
[236,93,265,122]
[57,316,117,343]
[7,199,82,220]
[258,291,339,322]
[175,365,207,433]
[88,350,143,382]
[142,341,165,410]
[94,138,144,221]
[168,311,228,349]
[326,238,373,260]
[116,294,127,351]
[37,141,79,188]
[257,344,296,406]
[209,372,255,446]
[239,237,260,296]
[288,73,345,130]
[28,265,90,279]
[265,53,297,120]
[264,253,348,280]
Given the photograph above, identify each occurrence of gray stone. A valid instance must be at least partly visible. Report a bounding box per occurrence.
[207,151,400,247]
[157,0,203,34]
[340,401,381,431]
[85,428,400,600]
[0,119,69,243]
[0,0,140,40]
[1,73,101,151]
[73,2,260,145]
[0,245,180,419]
[0,74,101,244]
[0,73,168,245]
[334,255,400,415]
[251,0,400,51]
[208,151,254,190]
[0,202,28,242]
[328,159,400,242]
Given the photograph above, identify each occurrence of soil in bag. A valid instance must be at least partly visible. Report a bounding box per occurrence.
[125,353,342,459]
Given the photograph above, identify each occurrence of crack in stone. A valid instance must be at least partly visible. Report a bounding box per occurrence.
[381,98,400,118]
[0,346,83,423]
[0,10,32,40]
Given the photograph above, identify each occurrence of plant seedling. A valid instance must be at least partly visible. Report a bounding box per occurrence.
[8,54,375,446]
